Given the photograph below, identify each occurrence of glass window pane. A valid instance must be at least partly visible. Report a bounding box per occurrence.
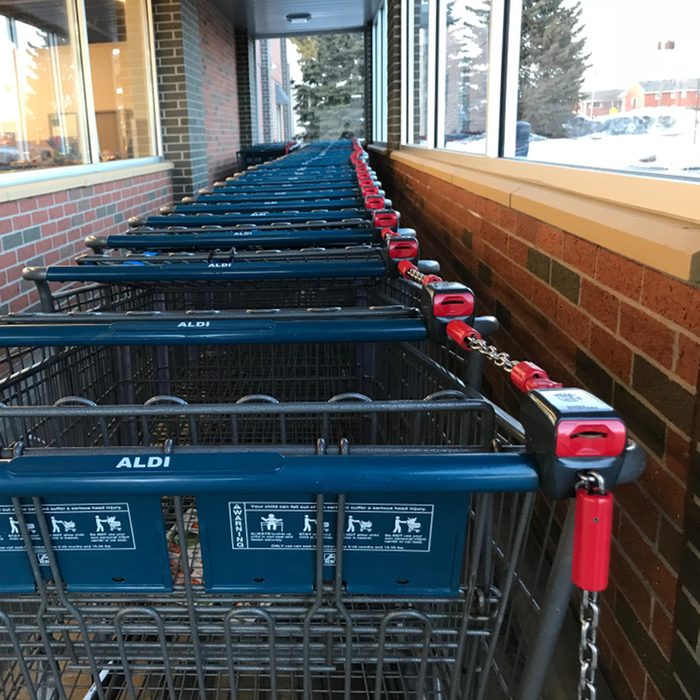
[515,0,700,179]
[0,2,89,172]
[85,0,156,161]
[289,33,365,142]
[408,0,430,145]
[442,0,491,154]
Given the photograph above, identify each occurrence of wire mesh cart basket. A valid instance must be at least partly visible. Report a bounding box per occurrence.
[0,317,562,700]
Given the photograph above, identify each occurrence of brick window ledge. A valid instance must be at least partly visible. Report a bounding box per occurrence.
[388,147,700,284]
[0,158,174,204]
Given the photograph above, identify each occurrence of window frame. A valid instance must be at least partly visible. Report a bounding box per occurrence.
[399,0,700,225]
[0,0,162,186]
[371,2,388,143]
[404,0,438,148]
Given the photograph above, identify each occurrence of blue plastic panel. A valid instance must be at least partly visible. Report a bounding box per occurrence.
[197,492,470,596]
[0,496,171,593]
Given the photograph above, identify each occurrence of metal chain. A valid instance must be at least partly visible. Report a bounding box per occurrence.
[577,469,604,700]
[578,590,600,700]
[403,266,428,284]
[465,335,517,372]
[403,264,519,372]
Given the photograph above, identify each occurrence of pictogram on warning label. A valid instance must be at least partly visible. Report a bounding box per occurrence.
[0,503,136,554]
[229,502,433,553]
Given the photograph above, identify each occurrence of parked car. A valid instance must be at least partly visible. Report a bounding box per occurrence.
[562,115,597,138]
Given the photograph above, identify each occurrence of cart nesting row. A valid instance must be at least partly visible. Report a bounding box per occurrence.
[0,140,643,700]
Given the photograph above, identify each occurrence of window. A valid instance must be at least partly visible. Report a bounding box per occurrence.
[0,2,88,170]
[0,1,157,175]
[85,0,157,162]
[440,0,491,153]
[514,0,700,177]
[401,0,700,181]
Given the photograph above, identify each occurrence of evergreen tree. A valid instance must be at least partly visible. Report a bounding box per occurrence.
[518,0,589,138]
[444,1,490,139]
[292,33,365,141]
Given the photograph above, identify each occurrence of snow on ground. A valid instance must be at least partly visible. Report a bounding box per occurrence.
[527,130,700,177]
[447,109,700,179]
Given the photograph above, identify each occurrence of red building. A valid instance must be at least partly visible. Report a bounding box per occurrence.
[623,79,700,111]
[580,89,624,117]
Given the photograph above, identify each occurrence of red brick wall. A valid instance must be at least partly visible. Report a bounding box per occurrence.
[373,153,699,700]
[198,0,240,182]
[0,171,172,312]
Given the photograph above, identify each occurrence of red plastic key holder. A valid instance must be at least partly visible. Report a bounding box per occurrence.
[387,237,419,261]
[572,474,614,592]
[364,195,386,210]
[373,210,399,230]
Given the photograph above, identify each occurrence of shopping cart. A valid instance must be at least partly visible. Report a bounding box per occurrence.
[23,252,440,308]
[190,186,377,203]
[83,225,390,254]
[0,311,642,699]
[127,207,397,230]
[238,140,299,169]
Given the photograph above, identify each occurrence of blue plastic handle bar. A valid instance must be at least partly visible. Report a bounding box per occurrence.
[172,200,363,214]
[43,259,387,282]
[0,452,540,496]
[214,182,362,193]
[218,174,359,183]
[140,211,367,226]
[199,189,361,202]
[0,317,428,346]
[100,229,375,250]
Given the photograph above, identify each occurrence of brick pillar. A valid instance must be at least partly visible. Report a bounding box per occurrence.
[152,0,208,198]
[235,28,256,148]
[386,0,403,150]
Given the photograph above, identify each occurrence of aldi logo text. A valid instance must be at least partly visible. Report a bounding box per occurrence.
[115,456,171,469]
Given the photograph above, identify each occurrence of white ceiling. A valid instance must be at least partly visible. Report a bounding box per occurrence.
[213,0,382,38]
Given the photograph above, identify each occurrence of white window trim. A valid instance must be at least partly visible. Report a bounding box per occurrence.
[372,4,387,143]
[502,0,522,158]
[484,0,505,157]
[434,0,446,148]
[74,0,101,163]
[425,0,438,148]
[146,0,164,159]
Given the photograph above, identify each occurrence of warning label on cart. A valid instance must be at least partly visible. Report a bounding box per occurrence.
[229,502,433,553]
[0,503,136,552]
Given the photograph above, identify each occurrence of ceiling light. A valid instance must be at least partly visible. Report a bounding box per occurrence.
[286,12,311,24]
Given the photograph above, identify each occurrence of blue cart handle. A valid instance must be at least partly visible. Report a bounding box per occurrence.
[85,229,376,252]
[0,317,428,346]
[0,452,540,496]
[24,259,387,283]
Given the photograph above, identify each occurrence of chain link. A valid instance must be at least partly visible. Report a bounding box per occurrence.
[577,470,604,700]
[578,590,600,700]
[404,264,520,372]
[466,335,517,372]
[404,266,427,284]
